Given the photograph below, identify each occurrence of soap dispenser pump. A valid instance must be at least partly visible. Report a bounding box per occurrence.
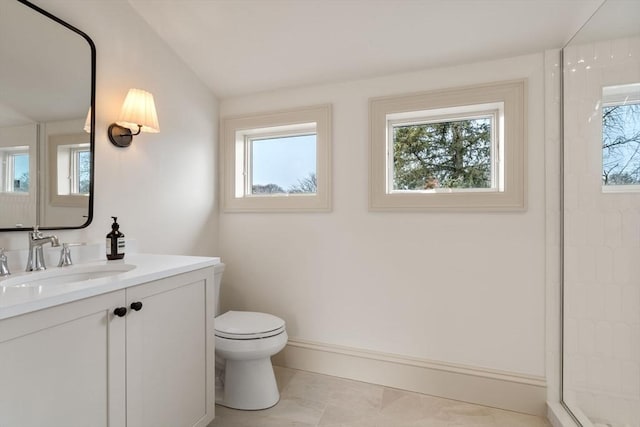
[106,216,125,260]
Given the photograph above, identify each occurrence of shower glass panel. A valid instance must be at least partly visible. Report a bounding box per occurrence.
[562,1,640,426]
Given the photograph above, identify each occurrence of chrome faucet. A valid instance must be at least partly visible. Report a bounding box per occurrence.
[26,227,60,271]
[57,242,86,267]
[58,243,73,267]
[0,248,10,277]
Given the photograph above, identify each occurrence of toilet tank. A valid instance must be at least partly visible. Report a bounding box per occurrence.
[213,263,225,316]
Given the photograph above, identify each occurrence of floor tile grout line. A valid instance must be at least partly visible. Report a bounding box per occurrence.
[211,366,551,427]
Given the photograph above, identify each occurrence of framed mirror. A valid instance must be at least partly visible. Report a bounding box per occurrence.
[0,0,95,231]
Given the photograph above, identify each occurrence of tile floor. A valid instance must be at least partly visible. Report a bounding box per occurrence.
[209,366,552,427]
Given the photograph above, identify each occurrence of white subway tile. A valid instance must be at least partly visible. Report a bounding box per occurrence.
[604,285,622,322]
[621,285,640,323]
[588,212,605,247]
[604,211,622,248]
[587,285,606,320]
[613,247,632,284]
[588,356,605,390]
[571,354,588,388]
[564,247,580,286]
[579,246,597,284]
[622,209,640,248]
[614,322,633,360]
[566,211,587,246]
[595,321,613,359]
[595,246,613,283]
[565,317,579,355]
[580,319,596,355]
[631,324,640,361]
[621,361,640,396]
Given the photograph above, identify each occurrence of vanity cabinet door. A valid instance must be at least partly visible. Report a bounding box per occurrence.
[0,291,127,427]
[125,268,215,427]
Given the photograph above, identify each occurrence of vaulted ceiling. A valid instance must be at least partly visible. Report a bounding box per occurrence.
[128,0,604,98]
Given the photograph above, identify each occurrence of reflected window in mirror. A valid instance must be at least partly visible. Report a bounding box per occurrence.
[49,133,90,207]
[61,143,90,195]
[0,123,37,228]
[1,147,30,193]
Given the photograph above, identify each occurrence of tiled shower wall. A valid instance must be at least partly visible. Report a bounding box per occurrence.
[563,36,640,426]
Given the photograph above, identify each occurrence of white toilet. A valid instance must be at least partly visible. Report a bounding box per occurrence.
[213,263,288,410]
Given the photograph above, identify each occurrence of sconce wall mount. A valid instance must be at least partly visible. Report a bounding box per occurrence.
[108,123,140,147]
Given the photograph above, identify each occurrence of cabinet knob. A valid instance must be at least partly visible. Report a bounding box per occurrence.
[113,307,127,317]
[130,301,143,311]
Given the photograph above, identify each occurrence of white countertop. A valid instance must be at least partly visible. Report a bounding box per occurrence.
[0,253,220,320]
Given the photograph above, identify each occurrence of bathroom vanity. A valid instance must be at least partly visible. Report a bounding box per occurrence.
[0,254,219,427]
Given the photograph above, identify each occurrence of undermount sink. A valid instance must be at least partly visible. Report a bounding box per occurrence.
[0,263,136,290]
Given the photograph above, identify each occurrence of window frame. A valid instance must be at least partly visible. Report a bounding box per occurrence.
[221,104,332,212]
[369,80,527,211]
[69,146,91,195]
[48,133,90,208]
[600,83,640,193]
[1,148,30,194]
[244,126,317,197]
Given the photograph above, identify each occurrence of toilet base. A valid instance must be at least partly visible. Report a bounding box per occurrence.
[215,357,280,410]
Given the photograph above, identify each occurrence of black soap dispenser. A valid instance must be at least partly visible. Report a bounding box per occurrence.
[106,216,125,260]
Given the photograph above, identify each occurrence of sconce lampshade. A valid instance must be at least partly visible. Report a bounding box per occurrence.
[108,88,160,147]
[83,107,92,133]
[116,88,160,133]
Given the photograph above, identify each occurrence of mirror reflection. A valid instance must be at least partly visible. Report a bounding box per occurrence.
[0,0,95,230]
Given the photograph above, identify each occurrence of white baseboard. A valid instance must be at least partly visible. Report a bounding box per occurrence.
[272,338,547,416]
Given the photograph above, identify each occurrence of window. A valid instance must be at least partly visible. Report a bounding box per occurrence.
[1,147,30,193]
[222,105,331,212]
[48,133,91,207]
[389,104,501,192]
[248,130,316,195]
[601,83,640,192]
[70,146,91,195]
[369,80,526,211]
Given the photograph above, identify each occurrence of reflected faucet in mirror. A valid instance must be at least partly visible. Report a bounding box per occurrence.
[26,226,59,271]
[0,248,10,277]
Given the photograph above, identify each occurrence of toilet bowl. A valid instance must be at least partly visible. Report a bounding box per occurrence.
[213,264,288,410]
[215,311,288,410]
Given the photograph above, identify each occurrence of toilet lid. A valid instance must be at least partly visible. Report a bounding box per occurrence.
[215,310,285,340]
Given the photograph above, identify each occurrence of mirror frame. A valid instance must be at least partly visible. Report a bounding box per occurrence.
[0,0,96,232]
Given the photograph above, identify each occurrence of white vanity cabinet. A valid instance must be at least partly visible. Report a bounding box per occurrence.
[0,266,215,427]
[125,268,215,427]
[0,290,124,427]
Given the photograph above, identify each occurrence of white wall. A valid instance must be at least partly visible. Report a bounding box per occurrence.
[219,53,547,378]
[0,0,219,257]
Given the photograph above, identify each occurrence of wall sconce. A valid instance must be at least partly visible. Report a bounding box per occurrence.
[83,107,91,133]
[108,88,160,147]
